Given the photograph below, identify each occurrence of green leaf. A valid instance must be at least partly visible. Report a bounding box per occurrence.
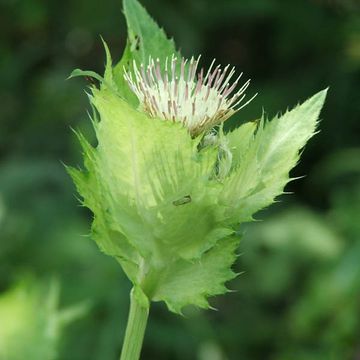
[70,88,234,302]
[68,67,119,97]
[70,83,327,312]
[68,68,104,83]
[89,89,221,260]
[66,132,141,285]
[151,235,240,314]
[113,0,180,104]
[226,121,258,170]
[222,89,328,223]
[123,0,178,64]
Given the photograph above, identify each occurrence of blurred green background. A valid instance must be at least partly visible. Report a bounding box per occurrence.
[0,0,359,359]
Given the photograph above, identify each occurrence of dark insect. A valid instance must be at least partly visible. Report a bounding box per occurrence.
[84,76,97,86]
[131,34,141,51]
[172,195,192,206]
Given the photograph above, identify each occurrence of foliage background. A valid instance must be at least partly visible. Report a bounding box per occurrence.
[0,0,359,359]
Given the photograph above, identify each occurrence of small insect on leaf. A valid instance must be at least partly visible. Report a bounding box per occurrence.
[85,76,97,86]
[172,195,192,206]
[131,34,141,51]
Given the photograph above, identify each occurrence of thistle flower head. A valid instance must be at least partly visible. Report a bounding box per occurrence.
[124,55,256,137]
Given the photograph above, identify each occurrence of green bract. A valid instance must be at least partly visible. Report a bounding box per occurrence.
[69,0,327,314]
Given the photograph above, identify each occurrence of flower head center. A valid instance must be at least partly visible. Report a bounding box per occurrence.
[124,55,256,137]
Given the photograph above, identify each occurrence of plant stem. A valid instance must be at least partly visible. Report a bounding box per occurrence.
[120,288,150,360]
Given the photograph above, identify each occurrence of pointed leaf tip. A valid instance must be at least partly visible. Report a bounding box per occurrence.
[303,88,328,114]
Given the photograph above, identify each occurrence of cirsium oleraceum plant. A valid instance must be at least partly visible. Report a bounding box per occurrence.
[68,0,327,359]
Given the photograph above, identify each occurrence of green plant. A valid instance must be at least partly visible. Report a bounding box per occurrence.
[0,279,87,360]
[68,0,327,358]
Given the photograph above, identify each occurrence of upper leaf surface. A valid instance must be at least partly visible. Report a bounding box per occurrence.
[113,0,180,104]
[222,89,328,223]
[151,235,240,313]
[86,89,225,265]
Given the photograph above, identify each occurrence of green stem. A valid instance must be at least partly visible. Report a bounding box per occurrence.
[120,288,150,360]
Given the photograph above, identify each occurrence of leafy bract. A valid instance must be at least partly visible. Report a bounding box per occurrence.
[151,236,240,313]
[70,85,326,313]
[221,89,327,224]
[68,89,236,311]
